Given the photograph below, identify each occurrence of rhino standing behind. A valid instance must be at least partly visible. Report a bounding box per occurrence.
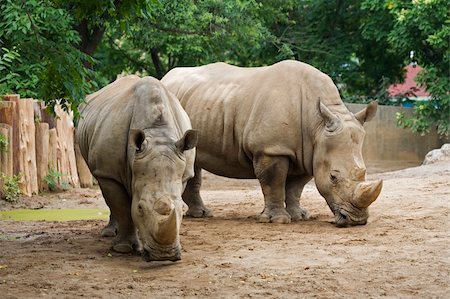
[162,60,382,227]
[76,75,198,261]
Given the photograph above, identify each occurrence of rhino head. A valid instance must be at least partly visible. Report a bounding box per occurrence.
[128,128,198,261]
[127,82,198,261]
[313,100,382,227]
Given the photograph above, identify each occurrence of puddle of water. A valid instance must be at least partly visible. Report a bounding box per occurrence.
[0,209,110,221]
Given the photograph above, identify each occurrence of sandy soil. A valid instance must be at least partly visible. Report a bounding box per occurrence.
[0,161,449,298]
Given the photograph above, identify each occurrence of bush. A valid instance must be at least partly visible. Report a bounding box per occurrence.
[44,169,69,192]
[0,133,8,152]
[1,173,21,202]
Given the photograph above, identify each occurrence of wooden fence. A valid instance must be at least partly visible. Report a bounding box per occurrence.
[0,94,93,196]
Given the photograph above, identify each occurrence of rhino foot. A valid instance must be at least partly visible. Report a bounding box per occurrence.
[111,235,142,253]
[287,206,310,221]
[185,206,213,218]
[259,209,291,224]
[113,243,134,253]
[101,226,117,237]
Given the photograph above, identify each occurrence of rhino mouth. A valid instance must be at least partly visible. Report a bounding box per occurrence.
[142,242,181,262]
[334,209,367,227]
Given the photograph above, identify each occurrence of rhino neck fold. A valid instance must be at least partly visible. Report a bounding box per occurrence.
[301,98,318,177]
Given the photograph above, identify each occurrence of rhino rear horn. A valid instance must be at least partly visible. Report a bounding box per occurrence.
[354,100,378,125]
[318,99,342,132]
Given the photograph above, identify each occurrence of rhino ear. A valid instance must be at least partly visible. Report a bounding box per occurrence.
[354,100,378,125]
[176,130,199,152]
[129,129,146,152]
[319,100,342,132]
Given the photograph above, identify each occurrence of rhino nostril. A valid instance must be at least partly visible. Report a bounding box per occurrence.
[335,211,348,227]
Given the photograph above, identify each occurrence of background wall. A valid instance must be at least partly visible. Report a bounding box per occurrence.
[346,104,449,167]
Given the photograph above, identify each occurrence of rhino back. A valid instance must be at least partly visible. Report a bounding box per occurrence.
[77,76,140,189]
[163,60,347,178]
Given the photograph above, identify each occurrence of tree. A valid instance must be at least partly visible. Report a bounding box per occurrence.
[362,0,449,136]
[1,0,447,137]
[0,0,151,114]
[94,0,283,81]
[265,0,406,97]
[0,0,93,115]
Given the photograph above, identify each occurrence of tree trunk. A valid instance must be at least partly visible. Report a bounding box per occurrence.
[76,19,105,57]
[151,48,165,79]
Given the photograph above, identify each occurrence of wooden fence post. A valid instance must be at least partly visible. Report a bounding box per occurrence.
[74,141,93,188]
[0,97,19,175]
[35,122,49,191]
[55,104,80,188]
[17,98,38,196]
[48,128,58,173]
[0,124,13,177]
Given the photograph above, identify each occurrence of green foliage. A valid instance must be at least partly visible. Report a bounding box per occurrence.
[1,173,21,202]
[0,0,447,136]
[0,134,8,152]
[364,0,450,137]
[0,0,94,117]
[95,0,278,80]
[44,169,69,192]
[397,66,450,136]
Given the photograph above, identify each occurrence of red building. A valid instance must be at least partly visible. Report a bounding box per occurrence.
[388,64,430,102]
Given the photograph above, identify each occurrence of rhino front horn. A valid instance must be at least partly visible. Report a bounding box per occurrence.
[156,208,179,245]
[352,179,383,208]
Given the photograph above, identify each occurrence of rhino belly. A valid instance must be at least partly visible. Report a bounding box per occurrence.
[195,149,255,179]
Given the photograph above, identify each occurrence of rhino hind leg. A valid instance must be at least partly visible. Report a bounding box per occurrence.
[97,178,141,253]
[285,175,312,221]
[254,155,291,224]
[101,213,118,237]
[182,167,213,218]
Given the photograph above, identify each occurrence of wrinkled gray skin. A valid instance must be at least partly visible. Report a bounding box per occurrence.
[76,75,198,261]
[162,60,382,227]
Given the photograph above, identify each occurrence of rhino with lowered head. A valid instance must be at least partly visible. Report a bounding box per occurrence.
[76,75,198,261]
[162,60,382,227]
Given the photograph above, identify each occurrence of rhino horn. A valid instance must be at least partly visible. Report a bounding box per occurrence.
[156,208,179,245]
[352,179,383,208]
[318,99,342,132]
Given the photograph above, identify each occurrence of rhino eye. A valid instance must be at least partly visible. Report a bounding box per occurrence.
[136,140,147,153]
[137,203,144,215]
[330,170,340,183]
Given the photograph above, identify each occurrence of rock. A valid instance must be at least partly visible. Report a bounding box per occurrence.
[423,143,450,165]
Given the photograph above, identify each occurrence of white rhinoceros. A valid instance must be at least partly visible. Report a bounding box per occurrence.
[162,60,382,227]
[76,75,198,261]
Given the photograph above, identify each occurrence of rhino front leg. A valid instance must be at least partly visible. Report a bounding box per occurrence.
[285,175,312,221]
[97,178,140,253]
[254,155,291,224]
[182,166,213,217]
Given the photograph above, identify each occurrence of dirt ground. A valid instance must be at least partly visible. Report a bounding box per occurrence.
[0,161,449,298]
